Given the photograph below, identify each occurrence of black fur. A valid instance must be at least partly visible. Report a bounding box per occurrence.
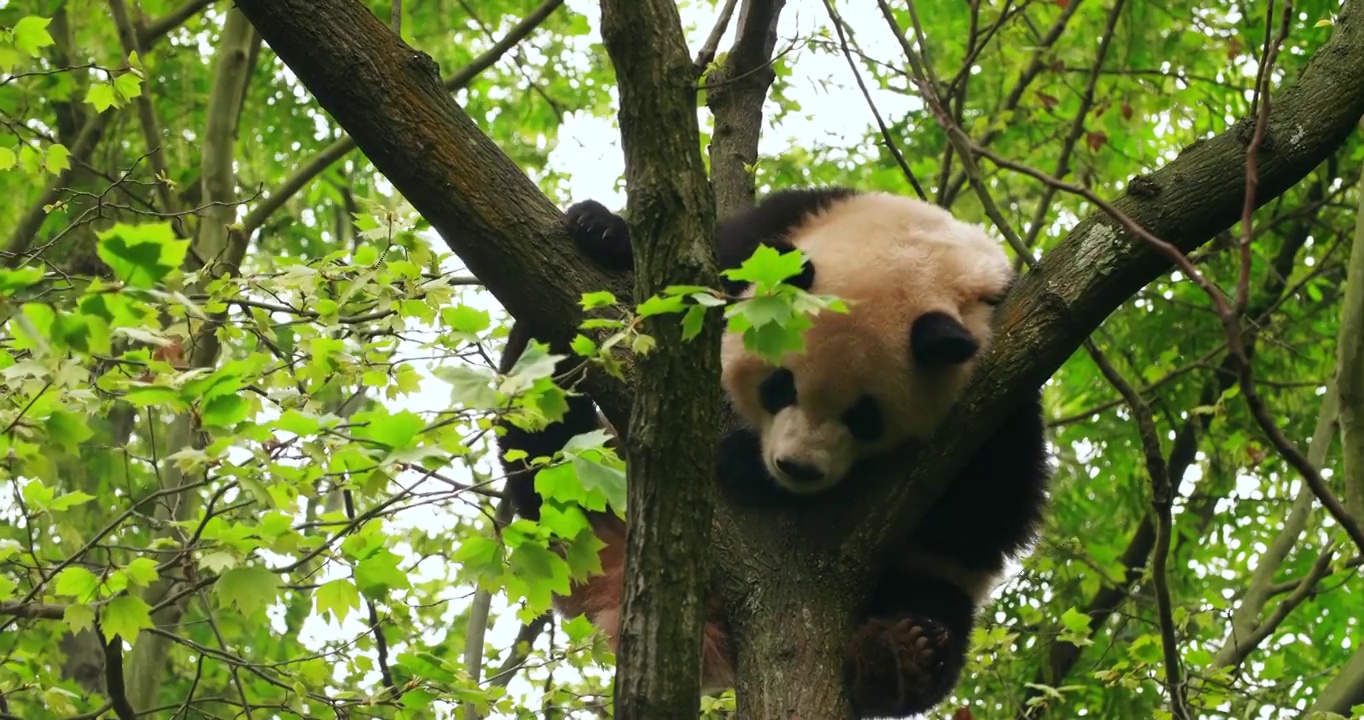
[911,311,981,366]
[495,187,1050,719]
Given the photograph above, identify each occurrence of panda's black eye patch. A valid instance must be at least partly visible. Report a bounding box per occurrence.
[843,396,883,441]
[758,368,797,414]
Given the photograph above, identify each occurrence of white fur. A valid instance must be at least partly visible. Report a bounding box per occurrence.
[721,192,1014,493]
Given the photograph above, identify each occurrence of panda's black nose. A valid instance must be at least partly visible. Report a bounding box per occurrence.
[775,458,825,485]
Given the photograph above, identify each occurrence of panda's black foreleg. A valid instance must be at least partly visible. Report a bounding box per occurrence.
[843,573,977,719]
[563,199,635,272]
[496,385,600,521]
[495,200,634,521]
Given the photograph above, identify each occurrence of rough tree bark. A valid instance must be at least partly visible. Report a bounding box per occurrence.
[595,0,721,717]
[234,0,1364,715]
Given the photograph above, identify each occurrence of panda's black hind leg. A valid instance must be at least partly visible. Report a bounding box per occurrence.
[844,614,969,719]
[564,200,634,272]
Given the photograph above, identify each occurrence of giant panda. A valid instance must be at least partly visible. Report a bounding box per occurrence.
[495,186,1051,718]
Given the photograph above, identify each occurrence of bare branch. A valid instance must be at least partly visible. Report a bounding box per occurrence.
[461,497,517,720]
[694,0,740,69]
[821,0,927,201]
[1083,341,1189,718]
[940,0,1086,206]
[1020,0,1127,258]
[1237,1,1294,313]
[103,636,136,720]
[138,0,215,46]
[876,1,1030,259]
[705,0,786,215]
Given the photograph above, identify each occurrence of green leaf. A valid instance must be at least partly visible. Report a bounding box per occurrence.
[0,575,15,600]
[433,365,499,411]
[570,454,627,512]
[354,549,411,596]
[63,603,95,635]
[352,409,426,451]
[0,147,18,171]
[570,334,597,357]
[47,490,95,513]
[214,566,281,617]
[95,222,188,288]
[85,83,117,113]
[441,305,491,334]
[197,551,238,574]
[636,294,686,317]
[44,144,70,175]
[113,72,143,102]
[20,479,54,510]
[680,304,707,341]
[201,394,249,427]
[274,409,321,436]
[580,291,617,310]
[13,16,55,57]
[44,411,95,454]
[315,578,362,623]
[17,144,40,174]
[122,558,160,588]
[721,245,807,288]
[99,595,153,644]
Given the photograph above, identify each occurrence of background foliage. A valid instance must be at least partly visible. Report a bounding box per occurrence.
[0,0,1361,718]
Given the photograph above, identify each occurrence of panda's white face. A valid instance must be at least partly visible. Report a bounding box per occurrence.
[720,192,1014,494]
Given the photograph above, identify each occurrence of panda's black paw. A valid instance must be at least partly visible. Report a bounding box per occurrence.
[564,200,633,272]
[844,616,962,718]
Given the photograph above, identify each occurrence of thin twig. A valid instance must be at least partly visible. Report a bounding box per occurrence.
[1238,0,1293,314]
[1020,0,1127,261]
[1083,340,1190,719]
[342,490,399,700]
[821,0,926,200]
[876,1,1031,261]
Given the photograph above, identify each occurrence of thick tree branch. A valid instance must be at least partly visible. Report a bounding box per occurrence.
[704,0,786,216]
[238,0,565,238]
[235,0,635,428]
[1308,638,1364,715]
[597,0,721,715]
[1338,163,1364,519]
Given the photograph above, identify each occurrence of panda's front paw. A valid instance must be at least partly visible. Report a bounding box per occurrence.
[564,200,633,272]
[844,616,961,718]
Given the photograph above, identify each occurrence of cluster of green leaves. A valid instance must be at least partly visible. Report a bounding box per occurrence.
[564,243,847,383]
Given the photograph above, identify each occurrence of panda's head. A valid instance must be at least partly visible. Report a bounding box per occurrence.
[720,191,1015,495]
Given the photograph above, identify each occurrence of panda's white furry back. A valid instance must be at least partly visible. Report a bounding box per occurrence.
[496,186,1051,719]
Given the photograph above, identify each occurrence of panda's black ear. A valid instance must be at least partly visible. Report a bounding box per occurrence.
[770,239,816,291]
[910,312,979,366]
